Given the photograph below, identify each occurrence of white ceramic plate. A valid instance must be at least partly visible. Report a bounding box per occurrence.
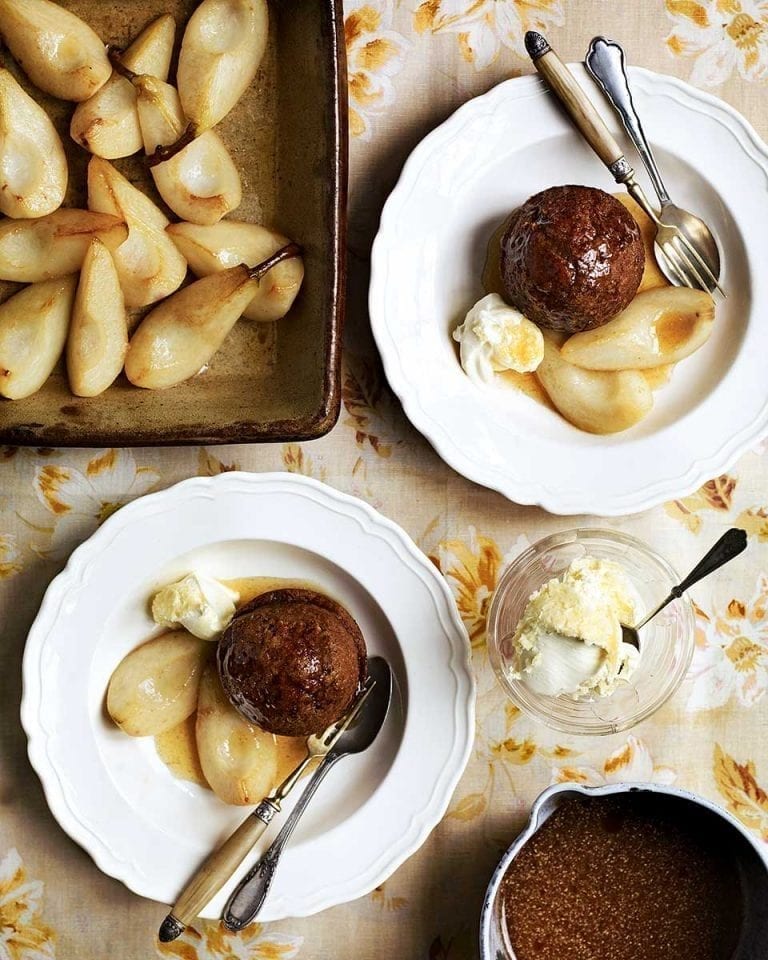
[20,472,474,920]
[370,65,768,516]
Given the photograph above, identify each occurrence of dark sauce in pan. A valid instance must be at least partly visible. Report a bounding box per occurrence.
[500,794,743,960]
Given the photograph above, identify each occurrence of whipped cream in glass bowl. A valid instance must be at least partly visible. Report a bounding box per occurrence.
[487,529,695,735]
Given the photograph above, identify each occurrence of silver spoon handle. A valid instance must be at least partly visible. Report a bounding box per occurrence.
[635,528,748,630]
[222,754,340,930]
[585,36,670,205]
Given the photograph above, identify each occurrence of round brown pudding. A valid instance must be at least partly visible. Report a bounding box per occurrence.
[500,184,644,333]
[217,588,367,737]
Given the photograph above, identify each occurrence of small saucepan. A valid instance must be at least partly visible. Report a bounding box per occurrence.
[480,782,768,960]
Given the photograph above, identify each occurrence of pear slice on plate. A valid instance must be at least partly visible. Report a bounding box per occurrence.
[167,221,304,320]
[196,662,277,806]
[67,238,128,397]
[107,633,209,738]
[0,0,111,102]
[561,287,716,371]
[536,334,653,435]
[70,14,176,159]
[87,156,188,308]
[0,209,127,283]
[0,276,77,399]
[134,76,242,225]
[177,0,269,132]
[0,69,67,218]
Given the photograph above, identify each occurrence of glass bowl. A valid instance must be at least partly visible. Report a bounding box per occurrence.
[487,528,695,735]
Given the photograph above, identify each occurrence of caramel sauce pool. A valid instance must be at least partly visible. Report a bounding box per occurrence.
[155,714,207,787]
[154,576,320,795]
[482,216,510,298]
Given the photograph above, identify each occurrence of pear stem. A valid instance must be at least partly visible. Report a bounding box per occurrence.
[107,45,137,82]
[248,243,303,282]
[146,125,197,167]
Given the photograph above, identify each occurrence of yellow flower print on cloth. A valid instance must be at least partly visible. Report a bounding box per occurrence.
[33,449,159,561]
[345,1,410,140]
[553,735,677,786]
[0,848,56,960]
[665,0,768,86]
[431,528,505,647]
[0,534,22,579]
[687,575,768,710]
[342,354,404,459]
[156,921,302,960]
[664,474,736,534]
[714,744,768,841]
[414,0,565,69]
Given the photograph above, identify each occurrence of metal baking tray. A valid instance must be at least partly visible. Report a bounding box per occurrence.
[0,0,347,445]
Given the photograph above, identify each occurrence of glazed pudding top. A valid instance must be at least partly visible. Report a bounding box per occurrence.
[217,587,367,738]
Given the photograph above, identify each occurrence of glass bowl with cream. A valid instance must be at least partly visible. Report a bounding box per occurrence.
[487,529,695,734]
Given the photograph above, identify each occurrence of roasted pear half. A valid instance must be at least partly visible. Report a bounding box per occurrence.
[67,238,128,397]
[0,210,127,283]
[134,76,241,226]
[70,14,176,159]
[0,69,68,218]
[561,287,716,371]
[107,633,209,737]
[177,0,269,132]
[536,334,654,435]
[0,0,111,102]
[167,221,304,321]
[87,156,187,308]
[0,276,77,399]
[196,662,277,806]
[125,243,301,388]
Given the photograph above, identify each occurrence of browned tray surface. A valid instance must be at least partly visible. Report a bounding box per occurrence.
[0,0,347,446]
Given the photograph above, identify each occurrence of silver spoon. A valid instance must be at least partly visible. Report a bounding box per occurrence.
[221,655,393,930]
[621,527,747,649]
[585,36,723,294]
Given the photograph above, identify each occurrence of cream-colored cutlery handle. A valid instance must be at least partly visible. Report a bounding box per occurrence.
[525,31,630,180]
[159,800,279,942]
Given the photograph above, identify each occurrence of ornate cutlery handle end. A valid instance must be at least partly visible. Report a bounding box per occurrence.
[525,31,551,61]
[222,847,281,931]
[158,914,186,943]
[585,36,670,204]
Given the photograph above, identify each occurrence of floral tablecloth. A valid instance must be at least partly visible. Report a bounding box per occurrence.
[2,2,768,958]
